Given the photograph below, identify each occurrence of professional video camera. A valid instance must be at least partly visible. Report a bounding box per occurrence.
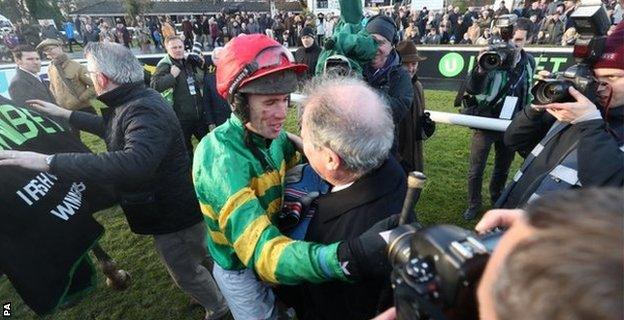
[478,14,518,71]
[532,5,611,105]
[385,173,504,320]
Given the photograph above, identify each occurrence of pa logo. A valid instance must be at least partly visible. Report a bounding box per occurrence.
[438,52,465,78]
[2,302,10,317]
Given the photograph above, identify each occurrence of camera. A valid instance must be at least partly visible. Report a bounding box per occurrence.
[386,224,503,320]
[532,5,611,105]
[478,14,518,71]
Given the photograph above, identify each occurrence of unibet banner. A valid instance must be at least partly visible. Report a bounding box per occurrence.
[0,48,574,97]
[416,47,574,90]
[0,96,115,315]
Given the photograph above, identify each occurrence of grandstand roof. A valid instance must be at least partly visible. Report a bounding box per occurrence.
[69,1,304,17]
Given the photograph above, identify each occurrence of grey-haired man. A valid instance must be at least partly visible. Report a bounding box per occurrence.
[283,76,407,319]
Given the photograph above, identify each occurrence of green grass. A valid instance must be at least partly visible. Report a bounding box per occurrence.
[0,90,521,319]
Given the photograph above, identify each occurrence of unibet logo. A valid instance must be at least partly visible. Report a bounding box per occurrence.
[438,52,465,77]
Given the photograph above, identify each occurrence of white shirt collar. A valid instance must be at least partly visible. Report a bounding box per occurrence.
[331,182,354,193]
[18,67,42,82]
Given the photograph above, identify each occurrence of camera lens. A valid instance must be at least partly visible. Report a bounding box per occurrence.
[533,81,572,105]
[387,224,419,267]
[479,52,501,70]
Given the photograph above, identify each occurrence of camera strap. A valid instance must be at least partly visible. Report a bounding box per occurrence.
[480,76,514,115]
[509,66,526,93]
[485,60,526,116]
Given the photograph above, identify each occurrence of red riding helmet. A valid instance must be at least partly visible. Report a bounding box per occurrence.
[216,34,307,101]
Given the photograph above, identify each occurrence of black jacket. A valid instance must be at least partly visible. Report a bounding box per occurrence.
[364,51,414,156]
[294,44,321,79]
[50,82,203,235]
[151,55,204,122]
[202,69,232,127]
[289,157,407,320]
[500,104,624,208]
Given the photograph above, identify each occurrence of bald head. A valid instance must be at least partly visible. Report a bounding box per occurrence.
[301,76,394,177]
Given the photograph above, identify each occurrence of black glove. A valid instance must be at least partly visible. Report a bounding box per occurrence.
[337,214,400,280]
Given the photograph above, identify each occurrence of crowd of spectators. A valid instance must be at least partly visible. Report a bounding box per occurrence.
[0,9,341,62]
[384,0,622,46]
[1,0,622,63]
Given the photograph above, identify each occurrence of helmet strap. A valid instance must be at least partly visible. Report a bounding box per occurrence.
[232,92,250,123]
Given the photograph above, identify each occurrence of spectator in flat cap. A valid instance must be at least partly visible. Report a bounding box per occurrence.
[363,14,414,161]
[396,40,429,173]
[295,27,321,80]
[36,38,97,118]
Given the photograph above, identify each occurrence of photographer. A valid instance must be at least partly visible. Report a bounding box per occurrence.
[497,21,624,209]
[373,188,623,320]
[460,16,536,220]
[151,35,208,158]
[477,188,623,320]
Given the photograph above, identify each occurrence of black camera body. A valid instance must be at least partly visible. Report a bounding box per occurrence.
[532,63,600,104]
[532,5,611,105]
[478,14,518,71]
[387,224,503,320]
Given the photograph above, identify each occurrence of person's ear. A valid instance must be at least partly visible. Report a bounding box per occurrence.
[324,148,342,172]
[96,72,109,88]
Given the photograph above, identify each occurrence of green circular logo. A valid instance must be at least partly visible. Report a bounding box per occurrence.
[438,53,465,78]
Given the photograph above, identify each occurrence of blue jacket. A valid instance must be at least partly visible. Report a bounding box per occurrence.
[64,22,75,39]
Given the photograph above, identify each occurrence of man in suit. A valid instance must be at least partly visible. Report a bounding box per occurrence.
[9,45,71,131]
[9,45,56,107]
[284,76,407,320]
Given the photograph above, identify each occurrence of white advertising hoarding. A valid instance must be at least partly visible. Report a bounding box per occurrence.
[411,0,445,12]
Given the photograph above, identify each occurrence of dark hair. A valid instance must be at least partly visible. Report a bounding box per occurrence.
[11,45,37,60]
[515,17,531,32]
[493,188,624,320]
